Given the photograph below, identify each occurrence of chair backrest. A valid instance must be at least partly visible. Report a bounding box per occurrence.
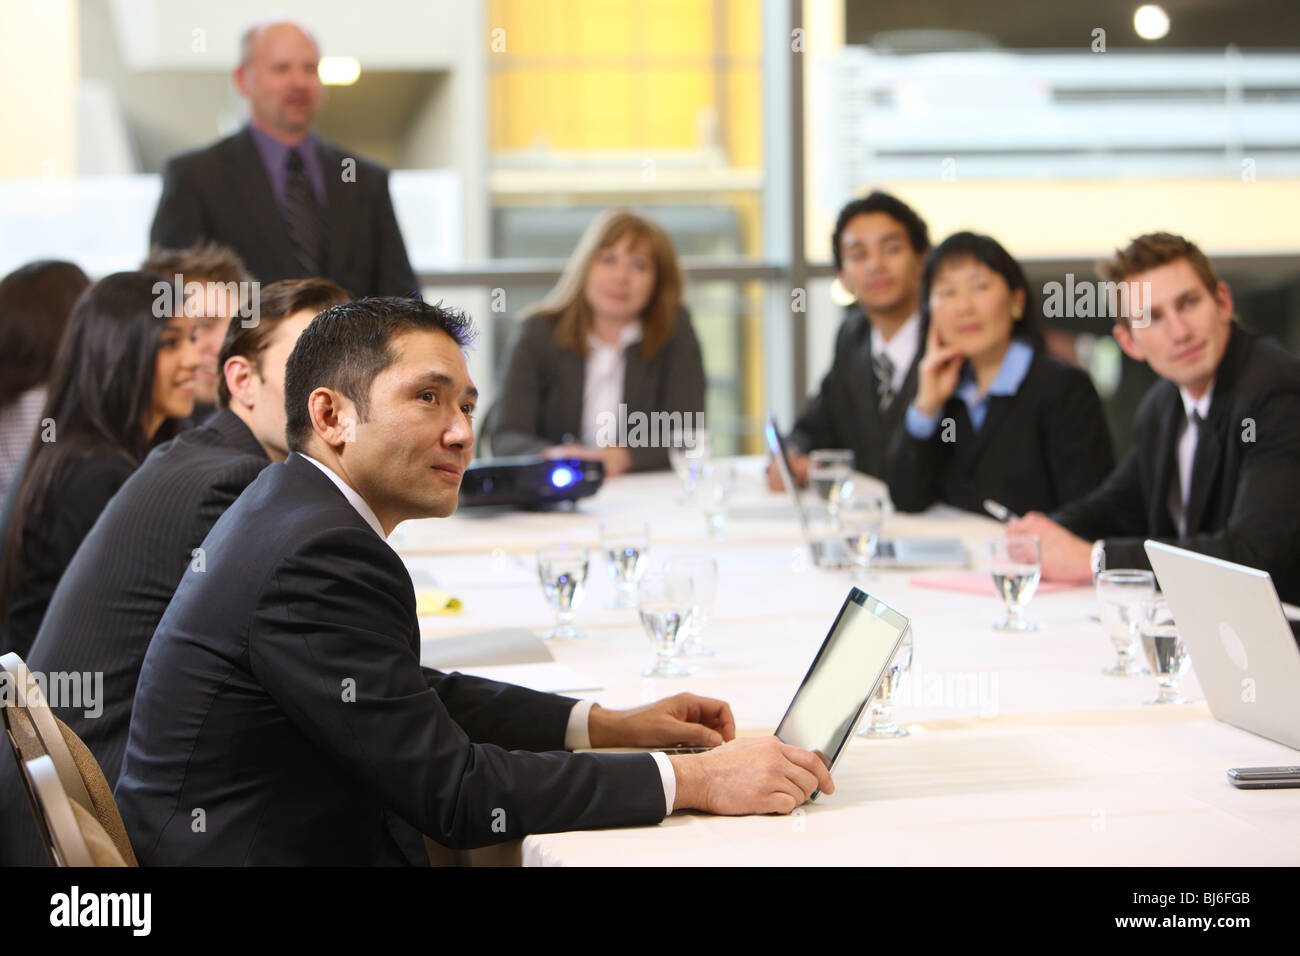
[0,652,137,866]
[26,754,127,867]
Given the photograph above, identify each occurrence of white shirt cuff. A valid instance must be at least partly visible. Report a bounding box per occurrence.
[649,751,676,817]
[563,700,595,750]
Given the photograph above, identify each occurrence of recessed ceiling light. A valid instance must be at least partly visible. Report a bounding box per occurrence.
[1134,5,1170,41]
[318,56,361,86]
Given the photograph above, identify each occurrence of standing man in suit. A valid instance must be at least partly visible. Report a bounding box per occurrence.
[768,191,930,488]
[1010,233,1300,604]
[0,278,350,866]
[115,297,832,865]
[149,20,416,298]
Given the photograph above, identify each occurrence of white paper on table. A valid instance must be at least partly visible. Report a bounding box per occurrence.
[456,662,604,694]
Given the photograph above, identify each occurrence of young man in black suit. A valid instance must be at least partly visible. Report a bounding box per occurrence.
[768,191,929,488]
[149,21,416,298]
[115,297,832,865]
[1011,233,1300,604]
[0,278,350,866]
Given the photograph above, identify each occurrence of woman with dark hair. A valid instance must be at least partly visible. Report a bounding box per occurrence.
[485,208,706,475]
[0,260,91,500]
[0,271,200,656]
[885,232,1114,516]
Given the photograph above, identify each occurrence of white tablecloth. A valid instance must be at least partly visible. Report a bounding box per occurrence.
[399,458,1300,866]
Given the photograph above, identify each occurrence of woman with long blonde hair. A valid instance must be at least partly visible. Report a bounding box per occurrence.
[485,209,706,475]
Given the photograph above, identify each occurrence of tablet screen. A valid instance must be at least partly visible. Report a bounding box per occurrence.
[774,588,909,769]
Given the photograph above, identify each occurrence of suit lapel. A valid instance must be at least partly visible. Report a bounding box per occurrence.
[229,130,296,278]
[318,140,356,283]
[853,324,886,435]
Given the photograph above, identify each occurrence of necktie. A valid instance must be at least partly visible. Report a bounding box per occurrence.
[1171,408,1204,538]
[284,148,323,274]
[873,350,896,411]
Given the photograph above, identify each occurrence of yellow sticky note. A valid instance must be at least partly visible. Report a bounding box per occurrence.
[416,588,463,616]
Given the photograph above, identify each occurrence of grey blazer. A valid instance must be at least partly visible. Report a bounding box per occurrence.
[484,309,706,471]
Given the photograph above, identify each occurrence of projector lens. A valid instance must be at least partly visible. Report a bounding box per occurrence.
[551,466,575,489]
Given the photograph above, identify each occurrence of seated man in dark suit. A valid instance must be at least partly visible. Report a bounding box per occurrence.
[0,278,350,866]
[768,191,930,488]
[149,20,416,298]
[115,297,832,865]
[1010,232,1300,605]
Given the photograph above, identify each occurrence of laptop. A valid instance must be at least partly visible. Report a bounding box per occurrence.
[764,414,968,569]
[1145,540,1300,752]
[584,586,910,799]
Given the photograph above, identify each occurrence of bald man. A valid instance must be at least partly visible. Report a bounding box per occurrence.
[150,20,417,298]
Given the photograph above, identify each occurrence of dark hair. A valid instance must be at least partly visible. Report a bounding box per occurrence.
[284,296,475,453]
[832,191,930,271]
[142,240,250,287]
[0,261,91,408]
[920,232,1045,351]
[1,271,181,620]
[217,277,351,407]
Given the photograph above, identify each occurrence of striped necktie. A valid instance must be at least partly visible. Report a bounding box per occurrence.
[873,350,896,411]
[285,148,323,274]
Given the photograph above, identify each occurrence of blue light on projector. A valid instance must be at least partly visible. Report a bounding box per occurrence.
[550,466,576,489]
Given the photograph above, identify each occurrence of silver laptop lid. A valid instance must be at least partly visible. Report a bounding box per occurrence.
[774,586,910,783]
[1145,540,1300,752]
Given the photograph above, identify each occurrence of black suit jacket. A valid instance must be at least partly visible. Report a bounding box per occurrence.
[114,454,665,865]
[886,348,1115,517]
[485,310,706,471]
[0,411,269,866]
[1053,324,1300,605]
[149,127,416,298]
[787,308,923,480]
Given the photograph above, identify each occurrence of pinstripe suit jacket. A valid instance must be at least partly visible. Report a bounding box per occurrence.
[0,411,269,865]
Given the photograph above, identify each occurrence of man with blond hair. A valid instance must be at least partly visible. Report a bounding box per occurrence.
[1010,232,1300,605]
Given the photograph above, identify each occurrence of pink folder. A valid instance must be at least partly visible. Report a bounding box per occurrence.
[907,572,1081,595]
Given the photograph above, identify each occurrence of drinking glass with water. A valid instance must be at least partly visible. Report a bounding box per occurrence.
[600,518,649,609]
[637,571,695,678]
[1139,597,1191,704]
[858,626,914,738]
[536,542,590,640]
[1096,569,1155,677]
[809,449,855,521]
[664,556,718,657]
[989,534,1042,632]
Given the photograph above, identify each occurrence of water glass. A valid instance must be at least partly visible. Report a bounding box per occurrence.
[536,542,590,640]
[809,449,855,519]
[664,556,718,657]
[989,534,1042,632]
[637,571,695,678]
[600,518,649,609]
[858,627,914,738]
[695,461,735,538]
[1096,569,1155,677]
[667,427,711,505]
[1139,597,1191,704]
[840,494,885,581]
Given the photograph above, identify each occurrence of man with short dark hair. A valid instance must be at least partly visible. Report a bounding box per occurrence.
[1010,232,1300,604]
[769,191,931,488]
[116,297,833,865]
[0,278,350,866]
[149,20,416,297]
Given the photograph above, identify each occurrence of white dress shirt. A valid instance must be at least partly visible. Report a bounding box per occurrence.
[296,452,676,814]
[870,311,921,399]
[1169,383,1214,538]
[580,320,644,448]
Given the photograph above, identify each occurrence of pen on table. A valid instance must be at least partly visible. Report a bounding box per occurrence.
[983,499,1018,523]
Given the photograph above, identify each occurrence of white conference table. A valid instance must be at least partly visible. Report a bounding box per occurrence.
[397,458,1300,866]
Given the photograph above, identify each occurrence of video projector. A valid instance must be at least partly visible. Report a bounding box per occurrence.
[457,455,604,509]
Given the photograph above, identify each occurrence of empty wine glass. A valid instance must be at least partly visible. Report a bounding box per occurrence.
[989,534,1042,632]
[536,542,590,640]
[637,571,695,678]
[809,449,855,520]
[859,626,913,738]
[664,556,718,657]
[1096,569,1155,677]
[1139,597,1191,704]
[600,518,649,609]
[840,494,885,581]
[667,427,711,505]
[695,461,735,538]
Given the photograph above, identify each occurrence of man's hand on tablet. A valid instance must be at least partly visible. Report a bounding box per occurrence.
[668,736,834,814]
